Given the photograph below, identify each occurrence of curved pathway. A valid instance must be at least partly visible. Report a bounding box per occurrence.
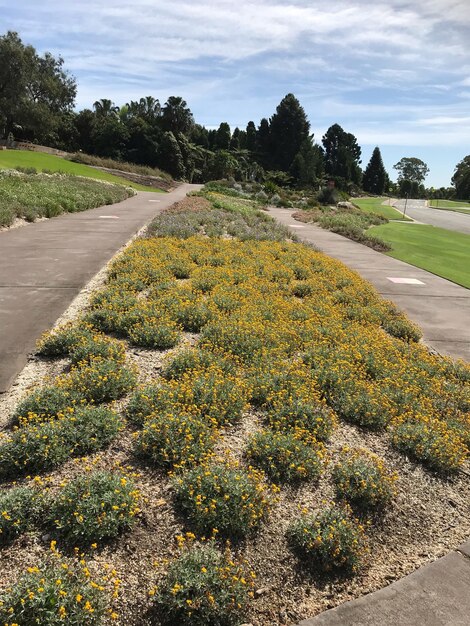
[0,184,201,393]
[393,199,470,234]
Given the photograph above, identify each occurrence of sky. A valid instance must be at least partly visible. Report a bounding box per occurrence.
[2,0,470,187]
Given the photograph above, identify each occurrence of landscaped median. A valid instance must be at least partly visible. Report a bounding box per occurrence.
[0,169,135,228]
[0,187,469,626]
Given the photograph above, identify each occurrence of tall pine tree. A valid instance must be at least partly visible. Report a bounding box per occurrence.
[362,146,388,194]
[269,93,310,172]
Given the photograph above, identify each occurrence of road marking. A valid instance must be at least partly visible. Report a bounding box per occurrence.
[148,200,161,203]
[387,277,425,285]
[99,215,120,219]
[289,224,305,228]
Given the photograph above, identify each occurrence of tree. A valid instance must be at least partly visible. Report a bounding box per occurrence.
[362,146,388,194]
[269,93,310,172]
[157,131,185,179]
[93,99,119,118]
[245,121,257,151]
[290,139,324,187]
[90,116,129,160]
[0,31,76,142]
[322,123,362,188]
[161,96,194,135]
[393,157,429,183]
[256,118,271,169]
[215,122,231,150]
[451,155,470,200]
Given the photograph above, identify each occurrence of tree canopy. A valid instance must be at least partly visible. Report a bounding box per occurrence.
[451,155,470,200]
[322,123,362,188]
[0,31,76,142]
[362,146,388,194]
[393,157,429,183]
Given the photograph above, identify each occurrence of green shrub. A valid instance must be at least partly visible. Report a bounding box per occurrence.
[12,386,82,425]
[332,448,397,511]
[0,561,108,625]
[135,413,217,471]
[0,406,122,477]
[0,204,15,227]
[288,507,367,573]
[153,542,253,626]
[382,317,422,343]
[266,395,336,442]
[128,317,181,349]
[35,323,94,358]
[328,378,392,430]
[47,471,140,546]
[161,349,232,380]
[292,281,314,298]
[69,335,126,365]
[173,461,273,540]
[173,301,213,332]
[0,486,38,544]
[246,430,326,484]
[63,357,137,403]
[391,419,467,473]
[177,369,249,426]
[126,384,171,426]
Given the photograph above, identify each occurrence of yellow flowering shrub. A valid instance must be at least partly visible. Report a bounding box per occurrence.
[153,541,254,626]
[46,471,141,547]
[0,560,108,625]
[173,458,277,540]
[288,506,368,573]
[332,448,398,511]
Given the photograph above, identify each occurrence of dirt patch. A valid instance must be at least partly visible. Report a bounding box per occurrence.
[163,195,212,214]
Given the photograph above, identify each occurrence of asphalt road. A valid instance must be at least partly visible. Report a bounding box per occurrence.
[393,199,470,234]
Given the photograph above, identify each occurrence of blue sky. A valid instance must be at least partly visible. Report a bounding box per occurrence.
[2,0,470,187]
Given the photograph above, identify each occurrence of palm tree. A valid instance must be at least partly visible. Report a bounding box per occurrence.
[93,99,120,118]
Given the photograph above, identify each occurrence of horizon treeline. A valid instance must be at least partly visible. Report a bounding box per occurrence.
[1,31,467,199]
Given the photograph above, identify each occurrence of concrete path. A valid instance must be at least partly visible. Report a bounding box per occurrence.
[393,199,470,234]
[0,184,200,393]
[298,541,470,626]
[269,207,470,362]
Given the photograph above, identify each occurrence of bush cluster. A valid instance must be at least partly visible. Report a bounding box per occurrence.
[332,448,398,511]
[154,542,254,626]
[246,429,326,484]
[288,506,368,573]
[46,471,140,546]
[173,460,276,540]
[0,561,108,625]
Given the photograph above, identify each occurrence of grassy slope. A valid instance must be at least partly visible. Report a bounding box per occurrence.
[0,150,164,193]
[428,199,470,213]
[370,222,470,289]
[354,197,410,221]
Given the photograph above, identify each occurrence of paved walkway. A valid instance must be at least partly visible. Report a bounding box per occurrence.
[269,207,470,361]
[0,184,200,393]
[268,208,470,626]
[299,541,470,626]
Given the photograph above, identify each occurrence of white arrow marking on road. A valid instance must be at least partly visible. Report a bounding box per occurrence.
[99,215,120,219]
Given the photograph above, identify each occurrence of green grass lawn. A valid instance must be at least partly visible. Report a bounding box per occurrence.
[370,222,470,289]
[0,150,164,193]
[354,197,410,221]
[428,199,470,213]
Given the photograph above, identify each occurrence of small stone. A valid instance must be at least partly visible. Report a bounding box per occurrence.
[255,587,269,597]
